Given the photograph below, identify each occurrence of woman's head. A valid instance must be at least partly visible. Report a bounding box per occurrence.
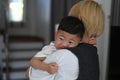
[68,0,105,37]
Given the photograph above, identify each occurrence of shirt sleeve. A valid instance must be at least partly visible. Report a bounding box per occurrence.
[52,49,79,80]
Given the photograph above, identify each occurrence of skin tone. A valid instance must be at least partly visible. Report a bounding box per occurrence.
[82,32,97,46]
[54,30,81,49]
[26,30,82,79]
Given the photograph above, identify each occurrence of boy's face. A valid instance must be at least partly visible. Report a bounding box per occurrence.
[54,30,81,49]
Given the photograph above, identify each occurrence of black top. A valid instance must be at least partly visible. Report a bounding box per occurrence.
[67,43,99,80]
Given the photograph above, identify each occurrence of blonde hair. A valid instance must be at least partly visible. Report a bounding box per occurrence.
[68,0,105,37]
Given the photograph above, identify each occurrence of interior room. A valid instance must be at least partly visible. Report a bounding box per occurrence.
[0,0,120,80]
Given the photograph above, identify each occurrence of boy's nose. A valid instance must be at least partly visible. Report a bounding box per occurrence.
[62,42,69,48]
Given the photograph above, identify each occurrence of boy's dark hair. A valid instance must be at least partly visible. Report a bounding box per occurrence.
[58,16,85,39]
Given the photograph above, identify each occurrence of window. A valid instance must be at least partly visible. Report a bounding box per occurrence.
[9,0,24,22]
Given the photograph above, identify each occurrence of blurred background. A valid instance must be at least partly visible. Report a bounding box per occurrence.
[0,0,119,80]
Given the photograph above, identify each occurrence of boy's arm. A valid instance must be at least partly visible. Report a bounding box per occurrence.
[30,57,46,70]
[30,57,58,74]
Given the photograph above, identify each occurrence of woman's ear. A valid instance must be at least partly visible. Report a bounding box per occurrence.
[88,37,97,46]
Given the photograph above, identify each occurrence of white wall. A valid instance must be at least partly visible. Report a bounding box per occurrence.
[35,0,51,44]
[94,0,112,80]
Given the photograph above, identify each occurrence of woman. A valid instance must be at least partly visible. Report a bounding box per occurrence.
[67,0,105,80]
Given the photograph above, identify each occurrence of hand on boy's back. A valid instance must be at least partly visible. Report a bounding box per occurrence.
[47,62,58,74]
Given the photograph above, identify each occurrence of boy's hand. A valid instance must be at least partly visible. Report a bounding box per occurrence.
[46,62,58,74]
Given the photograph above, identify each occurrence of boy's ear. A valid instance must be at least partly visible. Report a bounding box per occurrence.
[55,24,59,34]
[54,31,58,38]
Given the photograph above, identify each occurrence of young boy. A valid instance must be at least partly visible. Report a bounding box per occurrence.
[26,16,85,80]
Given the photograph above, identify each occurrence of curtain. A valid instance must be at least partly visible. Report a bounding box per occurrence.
[111,0,120,26]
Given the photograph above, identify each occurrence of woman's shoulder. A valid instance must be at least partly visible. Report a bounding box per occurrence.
[75,43,97,51]
[78,43,97,48]
[67,43,98,57]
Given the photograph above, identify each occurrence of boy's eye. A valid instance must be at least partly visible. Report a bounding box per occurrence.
[69,41,74,44]
[59,37,64,40]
